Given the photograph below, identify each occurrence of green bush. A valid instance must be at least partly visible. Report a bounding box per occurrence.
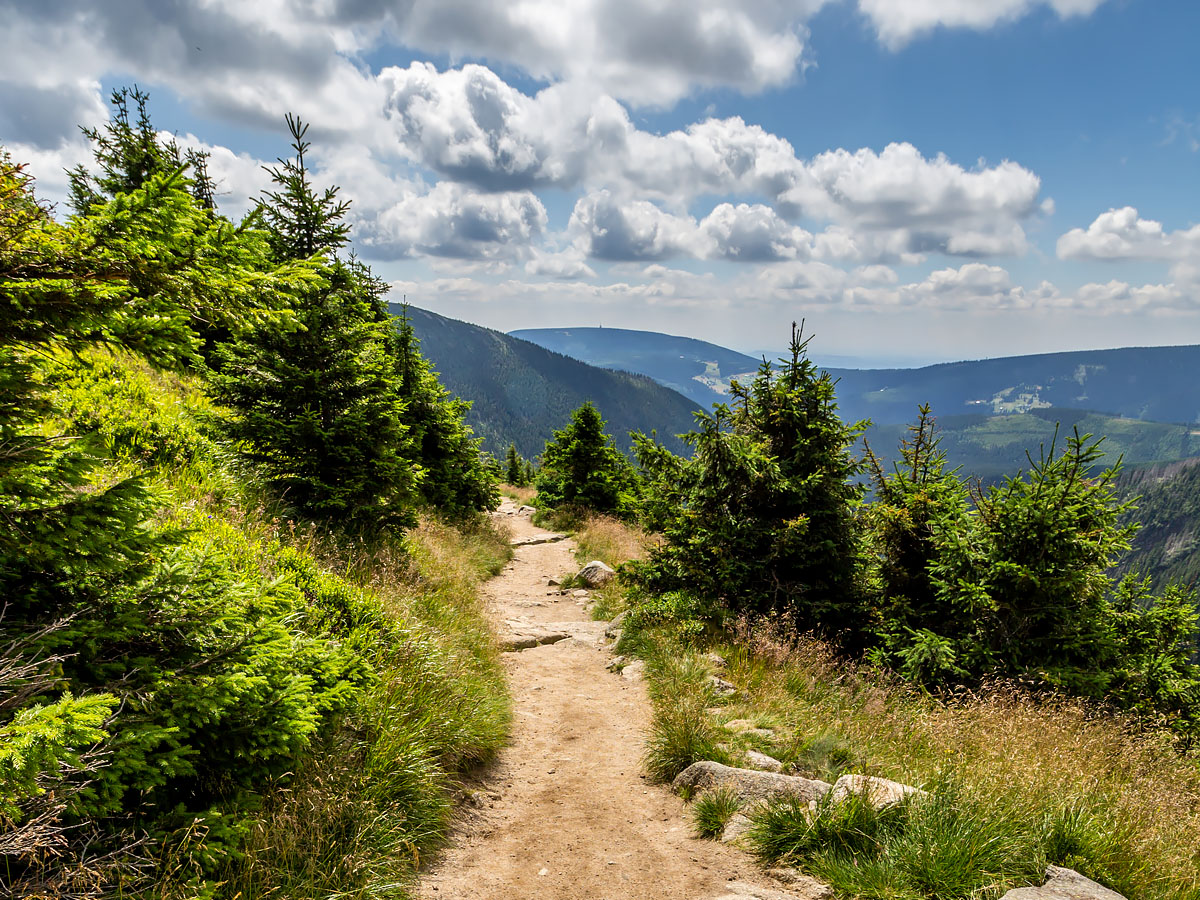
[629,324,869,643]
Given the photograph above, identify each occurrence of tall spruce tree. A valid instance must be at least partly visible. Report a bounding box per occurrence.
[506,444,523,485]
[631,324,868,639]
[536,402,636,518]
[392,308,498,517]
[209,117,421,526]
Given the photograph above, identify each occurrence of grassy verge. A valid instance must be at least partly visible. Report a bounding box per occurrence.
[500,483,536,504]
[221,517,511,900]
[46,349,512,899]
[576,509,1200,900]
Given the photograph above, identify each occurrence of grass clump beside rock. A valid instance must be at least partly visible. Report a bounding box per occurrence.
[643,652,734,782]
[693,786,743,839]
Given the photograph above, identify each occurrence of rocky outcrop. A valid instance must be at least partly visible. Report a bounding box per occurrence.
[720,813,754,844]
[765,869,835,900]
[1000,867,1127,900]
[673,761,831,805]
[828,774,925,809]
[714,879,834,900]
[577,560,616,587]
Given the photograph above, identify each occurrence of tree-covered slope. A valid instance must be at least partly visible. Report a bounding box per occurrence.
[1115,457,1200,590]
[398,306,702,458]
[828,344,1200,426]
[512,325,1200,427]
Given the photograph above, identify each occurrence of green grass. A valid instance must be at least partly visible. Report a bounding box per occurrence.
[614,596,1200,900]
[693,786,743,839]
[45,348,513,899]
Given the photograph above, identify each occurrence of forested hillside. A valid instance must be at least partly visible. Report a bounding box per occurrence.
[397,306,702,458]
[866,407,1200,482]
[510,326,761,406]
[1115,457,1200,590]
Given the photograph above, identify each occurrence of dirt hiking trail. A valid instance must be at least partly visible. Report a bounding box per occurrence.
[414,499,807,900]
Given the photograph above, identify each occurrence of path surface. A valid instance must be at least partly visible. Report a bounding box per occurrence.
[414,499,798,900]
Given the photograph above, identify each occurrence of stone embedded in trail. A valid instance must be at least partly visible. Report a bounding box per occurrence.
[764,869,835,900]
[719,812,753,844]
[606,655,629,672]
[1000,866,1127,900]
[499,629,571,652]
[577,559,616,586]
[620,659,645,681]
[571,589,590,598]
[829,773,925,809]
[511,533,567,547]
[673,761,830,805]
[745,750,783,773]
[714,879,834,900]
[518,505,536,514]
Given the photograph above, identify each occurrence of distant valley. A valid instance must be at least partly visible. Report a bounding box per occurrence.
[510,325,1200,478]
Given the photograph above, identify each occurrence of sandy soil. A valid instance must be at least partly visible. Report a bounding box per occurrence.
[413,499,798,900]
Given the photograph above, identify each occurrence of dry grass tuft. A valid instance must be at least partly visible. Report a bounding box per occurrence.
[500,484,537,504]
[712,615,1200,900]
[573,513,656,567]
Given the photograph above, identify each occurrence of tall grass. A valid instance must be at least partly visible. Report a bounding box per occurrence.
[218,518,512,900]
[696,620,1200,900]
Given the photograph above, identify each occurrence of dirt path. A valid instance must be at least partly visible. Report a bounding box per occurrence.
[414,499,800,900]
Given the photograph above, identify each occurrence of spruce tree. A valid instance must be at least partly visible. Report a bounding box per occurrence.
[506,444,523,485]
[536,402,636,517]
[631,324,868,639]
[209,117,421,526]
[392,309,498,517]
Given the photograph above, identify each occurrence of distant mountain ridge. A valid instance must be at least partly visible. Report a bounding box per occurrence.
[511,326,1200,427]
[509,327,762,407]
[397,307,701,459]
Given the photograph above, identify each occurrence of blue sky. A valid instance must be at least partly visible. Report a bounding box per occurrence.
[2,0,1197,364]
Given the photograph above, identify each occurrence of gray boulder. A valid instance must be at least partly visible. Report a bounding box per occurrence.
[673,761,830,805]
[765,869,835,900]
[745,750,784,773]
[829,773,926,809]
[709,675,738,696]
[720,812,754,844]
[714,880,833,900]
[577,560,616,586]
[1000,867,1127,900]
